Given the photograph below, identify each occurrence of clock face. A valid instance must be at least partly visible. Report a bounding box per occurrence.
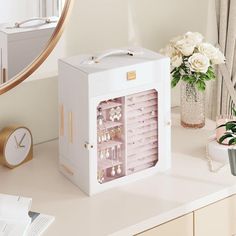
[4,128,32,166]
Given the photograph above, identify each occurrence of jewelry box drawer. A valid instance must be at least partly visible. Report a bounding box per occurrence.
[89,62,164,97]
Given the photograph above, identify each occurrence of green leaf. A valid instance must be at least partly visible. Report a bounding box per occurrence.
[216,121,236,129]
[228,138,236,145]
[196,80,206,91]
[219,133,233,143]
[171,77,180,88]
[188,76,196,83]
[216,124,226,129]
[226,122,236,131]
[182,75,189,81]
[172,71,181,78]
[227,121,236,124]
[202,74,212,81]
[217,121,236,129]
[205,66,216,80]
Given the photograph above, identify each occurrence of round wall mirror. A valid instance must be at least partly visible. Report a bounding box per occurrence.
[0,0,73,95]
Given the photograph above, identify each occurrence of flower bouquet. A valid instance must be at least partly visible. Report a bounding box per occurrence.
[161,32,225,128]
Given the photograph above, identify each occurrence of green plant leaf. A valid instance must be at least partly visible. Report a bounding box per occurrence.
[216,121,236,129]
[205,66,216,80]
[216,124,226,129]
[172,71,181,78]
[226,122,236,130]
[171,77,180,88]
[182,75,189,81]
[231,128,236,133]
[219,133,233,143]
[228,138,236,145]
[196,80,206,91]
[202,74,212,81]
[188,76,196,83]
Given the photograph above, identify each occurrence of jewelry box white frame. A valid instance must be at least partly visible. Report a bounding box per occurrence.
[58,48,171,196]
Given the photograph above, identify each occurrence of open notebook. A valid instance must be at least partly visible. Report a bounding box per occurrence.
[0,194,54,236]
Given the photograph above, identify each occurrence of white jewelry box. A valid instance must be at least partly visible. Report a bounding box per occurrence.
[0,18,57,83]
[58,48,171,196]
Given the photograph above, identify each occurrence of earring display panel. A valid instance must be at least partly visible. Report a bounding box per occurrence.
[97,89,158,184]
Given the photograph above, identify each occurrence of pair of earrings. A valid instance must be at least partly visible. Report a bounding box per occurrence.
[109,127,122,139]
[98,130,111,144]
[99,149,110,160]
[110,145,122,176]
[111,165,122,176]
[97,107,105,127]
[109,107,122,121]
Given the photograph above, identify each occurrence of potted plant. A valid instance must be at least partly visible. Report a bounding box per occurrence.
[216,108,236,144]
[160,32,225,128]
[217,117,236,176]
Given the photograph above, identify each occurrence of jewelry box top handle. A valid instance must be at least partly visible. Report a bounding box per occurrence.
[6,17,58,29]
[82,49,144,65]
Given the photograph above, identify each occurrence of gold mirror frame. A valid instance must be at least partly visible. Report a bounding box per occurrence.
[0,0,74,95]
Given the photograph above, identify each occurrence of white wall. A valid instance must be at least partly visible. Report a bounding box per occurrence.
[0,77,58,144]
[64,0,211,107]
[0,0,217,144]
[0,0,39,23]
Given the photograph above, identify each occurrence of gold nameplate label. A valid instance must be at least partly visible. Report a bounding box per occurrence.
[127,71,136,81]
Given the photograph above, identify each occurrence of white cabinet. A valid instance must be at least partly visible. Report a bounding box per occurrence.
[137,213,193,236]
[0,19,56,83]
[194,195,236,236]
[58,48,171,195]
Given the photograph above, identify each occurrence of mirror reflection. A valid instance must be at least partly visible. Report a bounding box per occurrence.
[0,0,65,84]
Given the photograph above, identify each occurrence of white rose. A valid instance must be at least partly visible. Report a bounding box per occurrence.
[169,35,184,45]
[160,44,183,67]
[211,49,226,65]
[188,53,210,73]
[198,43,218,60]
[184,32,204,45]
[171,53,183,67]
[175,38,196,56]
[160,44,175,57]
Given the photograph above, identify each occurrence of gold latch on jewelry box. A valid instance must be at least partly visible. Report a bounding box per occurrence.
[127,71,136,81]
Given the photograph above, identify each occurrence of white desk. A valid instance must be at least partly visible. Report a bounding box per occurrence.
[0,114,235,236]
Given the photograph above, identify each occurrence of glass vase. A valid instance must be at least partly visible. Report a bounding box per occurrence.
[180,81,205,128]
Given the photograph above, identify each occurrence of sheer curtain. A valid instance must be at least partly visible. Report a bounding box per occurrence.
[215,0,236,115]
[39,0,63,17]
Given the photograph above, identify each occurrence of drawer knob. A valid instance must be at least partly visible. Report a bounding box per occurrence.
[84,142,94,149]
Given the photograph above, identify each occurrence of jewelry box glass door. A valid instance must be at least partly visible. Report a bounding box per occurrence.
[97,89,159,184]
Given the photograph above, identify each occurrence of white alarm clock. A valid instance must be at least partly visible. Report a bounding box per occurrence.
[0,126,33,168]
